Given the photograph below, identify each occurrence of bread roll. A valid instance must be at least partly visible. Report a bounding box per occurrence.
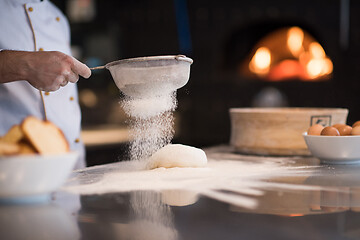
[1,125,24,143]
[18,141,37,155]
[0,142,20,155]
[21,116,69,154]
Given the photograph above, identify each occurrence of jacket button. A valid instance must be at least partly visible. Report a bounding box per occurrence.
[44,92,50,96]
[70,96,74,101]
[39,48,44,51]
[28,7,33,12]
[56,17,60,22]
[75,138,80,143]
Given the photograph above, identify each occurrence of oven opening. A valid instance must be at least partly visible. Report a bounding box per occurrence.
[240,26,333,82]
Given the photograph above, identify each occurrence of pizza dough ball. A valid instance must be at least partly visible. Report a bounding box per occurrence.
[146,144,207,169]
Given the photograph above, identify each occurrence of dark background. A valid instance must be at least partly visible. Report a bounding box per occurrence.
[52,0,360,155]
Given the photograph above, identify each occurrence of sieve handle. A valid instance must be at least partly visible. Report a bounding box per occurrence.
[90,65,106,70]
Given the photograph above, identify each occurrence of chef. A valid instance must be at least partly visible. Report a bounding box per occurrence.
[0,0,91,169]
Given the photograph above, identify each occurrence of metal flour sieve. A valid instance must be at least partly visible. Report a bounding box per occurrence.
[90,55,193,98]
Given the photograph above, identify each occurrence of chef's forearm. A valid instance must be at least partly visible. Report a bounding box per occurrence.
[0,50,29,84]
[0,50,91,91]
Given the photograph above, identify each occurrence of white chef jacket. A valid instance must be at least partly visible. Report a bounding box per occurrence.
[0,0,85,169]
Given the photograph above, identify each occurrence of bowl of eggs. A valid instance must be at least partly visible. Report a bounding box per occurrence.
[303,121,360,164]
[229,107,348,156]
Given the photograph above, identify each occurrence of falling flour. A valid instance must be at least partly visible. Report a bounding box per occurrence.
[121,92,177,162]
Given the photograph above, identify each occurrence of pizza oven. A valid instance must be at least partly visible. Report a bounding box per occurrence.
[177,0,360,146]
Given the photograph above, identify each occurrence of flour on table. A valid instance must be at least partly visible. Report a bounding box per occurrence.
[65,147,320,209]
[146,144,207,169]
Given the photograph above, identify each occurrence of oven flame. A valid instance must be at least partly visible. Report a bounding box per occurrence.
[306,58,333,79]
[287,27,304,57]
[245,26,333,81]
[309,42,325,59]
[249,47,271,75]
[303,42,333,79]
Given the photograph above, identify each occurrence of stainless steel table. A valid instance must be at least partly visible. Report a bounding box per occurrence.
[2,146,360,240]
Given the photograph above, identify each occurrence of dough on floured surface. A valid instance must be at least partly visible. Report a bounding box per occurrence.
[146,144,207,169]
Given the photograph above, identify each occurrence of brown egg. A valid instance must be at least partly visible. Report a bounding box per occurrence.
[321,126,340,136]
[351,126,360,135]
[332,123,347,129]
[352,121,360,128]
[307,124,324,135]
[336,125,352,136]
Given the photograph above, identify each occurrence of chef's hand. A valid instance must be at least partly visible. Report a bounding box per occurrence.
[0,50,91,91]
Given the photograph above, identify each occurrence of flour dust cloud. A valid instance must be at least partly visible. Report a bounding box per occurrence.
[121,91,177,161]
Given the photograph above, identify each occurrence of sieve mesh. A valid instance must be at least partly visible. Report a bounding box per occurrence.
[105,55,193,98]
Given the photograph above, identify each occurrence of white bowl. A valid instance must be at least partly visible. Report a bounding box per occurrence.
[0,152,78,200]
[303,133,360,164]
